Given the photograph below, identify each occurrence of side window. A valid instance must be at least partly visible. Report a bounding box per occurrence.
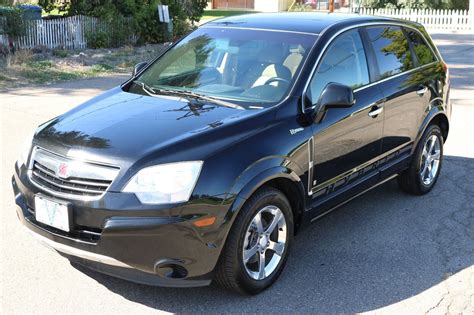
[308,30,369,105]
[366,26,414,79]
[404,29,437,66]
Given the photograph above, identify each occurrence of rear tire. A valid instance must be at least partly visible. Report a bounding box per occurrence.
[214,187,293,295]
[398,124,443,195]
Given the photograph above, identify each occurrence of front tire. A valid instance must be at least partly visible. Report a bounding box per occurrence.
[215,187,293,295]
[398,124,443,195]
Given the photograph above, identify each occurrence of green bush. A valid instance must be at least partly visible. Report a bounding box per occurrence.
[0,6,26,44]
[86,31,109,49]
[39,0,208,45]
[52,49,68,58]
[91,63,113,72]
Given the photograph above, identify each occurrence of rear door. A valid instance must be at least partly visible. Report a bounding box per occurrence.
[362,25,427,163]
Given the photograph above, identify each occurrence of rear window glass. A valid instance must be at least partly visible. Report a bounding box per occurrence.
[404,29,437,66]
[366,26,414,79]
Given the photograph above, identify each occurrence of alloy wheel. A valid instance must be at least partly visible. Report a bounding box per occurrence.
[420,134,441,185]
[242,205,287,281]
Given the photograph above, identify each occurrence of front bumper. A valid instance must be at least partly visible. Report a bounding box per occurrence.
[12,163,231,287]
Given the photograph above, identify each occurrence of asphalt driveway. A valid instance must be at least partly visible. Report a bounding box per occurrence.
[0,32,473,314]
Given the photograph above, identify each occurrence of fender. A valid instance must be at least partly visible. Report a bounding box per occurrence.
[209,161,306,267]
[216,155,305,226]
[229,155,304,197]
[412,102,449,153]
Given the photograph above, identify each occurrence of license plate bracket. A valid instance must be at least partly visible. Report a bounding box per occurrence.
[34,195,72,232]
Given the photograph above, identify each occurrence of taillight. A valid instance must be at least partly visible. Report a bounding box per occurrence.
[442,61,449,83]
[442,61,448,73]
[441,61,449,76]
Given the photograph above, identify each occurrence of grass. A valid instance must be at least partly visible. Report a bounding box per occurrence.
[0,44,162,89]
[201,9,258,21]
[0,60,113,88]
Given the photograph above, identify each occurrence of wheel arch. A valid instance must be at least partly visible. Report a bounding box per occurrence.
[414,109,449,151]
[225,166,306,236]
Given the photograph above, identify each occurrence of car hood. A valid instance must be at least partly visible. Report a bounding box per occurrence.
[34,87,271,166]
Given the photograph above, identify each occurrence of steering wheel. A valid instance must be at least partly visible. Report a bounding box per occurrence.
[264,77,290,86]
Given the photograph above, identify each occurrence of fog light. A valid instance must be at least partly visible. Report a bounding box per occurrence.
[155,262,188,279]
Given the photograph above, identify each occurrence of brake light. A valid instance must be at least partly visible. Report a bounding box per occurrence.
[442,61,449,84]
[442,61,448,73]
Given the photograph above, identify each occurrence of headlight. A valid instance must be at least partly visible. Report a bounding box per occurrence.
[17,132,34,167]
[123,161,203,204]
[17,118,56,168]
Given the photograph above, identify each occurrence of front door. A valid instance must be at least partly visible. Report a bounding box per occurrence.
[305,29,384,215]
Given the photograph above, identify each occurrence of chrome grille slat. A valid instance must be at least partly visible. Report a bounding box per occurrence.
[29,147,119,199]
[34,162,56,176]
[34,162,110,187]
[66,178,110,187]
[32,168,107,194]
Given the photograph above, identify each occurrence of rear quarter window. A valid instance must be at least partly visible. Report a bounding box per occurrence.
[366,26,414,79]
[404,28,437,66]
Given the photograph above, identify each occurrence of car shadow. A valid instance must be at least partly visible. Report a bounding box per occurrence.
[71,155,474,313]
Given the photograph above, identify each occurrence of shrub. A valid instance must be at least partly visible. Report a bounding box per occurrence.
[108,16,135,47]
[53,49,68,58]
[0,43,10,56]
[0,5,26,49]
[7,49,33,66]
[86,31,109,49]
[91,63,113,72]
[31,44,50,54]
[39,0,208,45]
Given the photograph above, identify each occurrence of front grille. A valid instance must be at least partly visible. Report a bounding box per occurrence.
[32,161,111,197]
[29,147,120,199]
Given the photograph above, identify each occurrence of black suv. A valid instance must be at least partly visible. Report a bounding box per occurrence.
[12,13,450,294]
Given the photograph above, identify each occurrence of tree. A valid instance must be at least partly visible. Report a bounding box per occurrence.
[0,5,26,52]
[363,0,469,9]
[38,0,208,44]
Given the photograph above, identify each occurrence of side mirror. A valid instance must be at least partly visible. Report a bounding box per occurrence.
[310,83,355,123]
[133,62,148,77]
[319,82,355,109]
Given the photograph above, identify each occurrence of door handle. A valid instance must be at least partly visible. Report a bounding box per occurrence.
[416,86,428,96]
[368,105,383,118]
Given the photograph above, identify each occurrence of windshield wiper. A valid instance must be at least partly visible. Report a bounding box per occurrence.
[134,81,160,97]
[134,81,244,110]
[167,89,244,110]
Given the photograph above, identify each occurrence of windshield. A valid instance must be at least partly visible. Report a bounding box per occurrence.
[129,27,316,108]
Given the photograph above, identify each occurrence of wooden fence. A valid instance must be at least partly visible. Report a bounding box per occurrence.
[1,9,471,50]
[0,15,135,50]
[353,8,473,31]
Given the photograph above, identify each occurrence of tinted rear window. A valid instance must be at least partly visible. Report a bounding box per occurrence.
[366,26,414,79]
[404,29,437,66]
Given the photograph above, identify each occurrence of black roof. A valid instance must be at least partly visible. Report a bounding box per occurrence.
[205,12,402,35]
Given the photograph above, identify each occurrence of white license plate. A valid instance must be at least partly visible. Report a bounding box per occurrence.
[35,195,70,232]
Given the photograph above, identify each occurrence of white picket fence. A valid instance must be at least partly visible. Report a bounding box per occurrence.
[0,15,134,49]
[354,8,473,31]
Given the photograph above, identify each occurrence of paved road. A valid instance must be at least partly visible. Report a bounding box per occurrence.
[1,33,473,314]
